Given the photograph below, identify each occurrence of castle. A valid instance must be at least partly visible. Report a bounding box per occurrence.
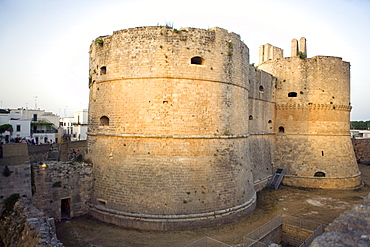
[87,26,361,230]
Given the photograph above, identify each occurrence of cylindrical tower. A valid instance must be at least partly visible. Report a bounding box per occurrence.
[259,53,361,189]
[87,26,256,230]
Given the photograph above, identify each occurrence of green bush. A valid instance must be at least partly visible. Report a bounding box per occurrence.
[2,193,20,216]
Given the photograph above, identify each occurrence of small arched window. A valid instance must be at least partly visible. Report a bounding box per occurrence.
[191,56,204,65]
[278,126,285,133]
[314,171,326,177]
[249,115,253,120]
[288,92,297,97]
[100,66,107,75]
[259,86,264,92]
[100,116,109,126]
[268,120,272,123]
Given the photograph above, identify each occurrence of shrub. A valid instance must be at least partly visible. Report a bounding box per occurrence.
[2,193,20,216]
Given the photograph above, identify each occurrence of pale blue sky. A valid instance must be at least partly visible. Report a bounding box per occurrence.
[0,0,369,120]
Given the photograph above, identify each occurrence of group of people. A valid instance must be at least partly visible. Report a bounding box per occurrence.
[6,137,55,145]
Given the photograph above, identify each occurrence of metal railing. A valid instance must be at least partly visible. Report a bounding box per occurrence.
[243,215,282,246]
[282,215,322,231]
[243,237,268,247]
[243,215,323,247]
[299,224,324,247]
[185,215,323,247]
[185,237,232,247]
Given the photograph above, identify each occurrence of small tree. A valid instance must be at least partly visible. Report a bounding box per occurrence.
[299,51,307,59]
[0,124,13,134]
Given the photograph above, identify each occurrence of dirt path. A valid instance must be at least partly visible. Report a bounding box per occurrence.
[56,164,370,247]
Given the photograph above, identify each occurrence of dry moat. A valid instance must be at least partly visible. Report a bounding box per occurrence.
[55,164,370,247]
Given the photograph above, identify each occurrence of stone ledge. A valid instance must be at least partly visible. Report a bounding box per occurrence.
[89,193,256,231]
[87,132,250,139]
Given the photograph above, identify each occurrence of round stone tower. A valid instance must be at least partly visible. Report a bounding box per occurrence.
[87,26,256,230]
[258,38,361,189]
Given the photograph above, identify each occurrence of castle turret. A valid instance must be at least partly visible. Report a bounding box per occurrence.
[258,39,361,189]
[299,37,307,56]
[291,38,298,57]
[87,26,256,230]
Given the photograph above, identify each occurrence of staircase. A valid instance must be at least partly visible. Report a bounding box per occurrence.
[268,168,286,190]
[47,144,60,161]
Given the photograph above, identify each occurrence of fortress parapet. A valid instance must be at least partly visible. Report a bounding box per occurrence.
[258,39,361,189]
[87,26,257,230]
[87,27,361,230]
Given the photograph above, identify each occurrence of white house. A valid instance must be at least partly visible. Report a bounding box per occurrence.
[351,130,370,139]
[0,112,31,142]
[60,116,74,141]
[73,109,88,141]
[0,108,60,144]
[60,109,88,141]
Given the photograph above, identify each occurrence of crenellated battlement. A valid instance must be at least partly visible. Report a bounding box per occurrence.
[276,103,352,111]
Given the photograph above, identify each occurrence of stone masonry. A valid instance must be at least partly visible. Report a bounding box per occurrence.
[258,39,361,189]
[87,26,360,230]
[352,138,370,165]
[88,26,261,230]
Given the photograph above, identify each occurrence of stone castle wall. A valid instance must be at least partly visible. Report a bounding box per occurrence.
[87,27,359,229]
[0,163,32,201]
[258,55,361,189]
[59,140,88,162]
[0,144,32,201]
[32,161,93,220]
[28,144,50,163]
[0,198,64,247]
[88,26,264,230]
[247,67,275,185]
[0,143,29,166]
[352,138,370,164]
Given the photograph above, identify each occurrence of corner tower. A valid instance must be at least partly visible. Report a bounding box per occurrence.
[258,38,361,189]
[87,26,256,230]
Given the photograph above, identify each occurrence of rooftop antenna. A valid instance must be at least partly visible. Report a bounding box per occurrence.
[33,96,38,109]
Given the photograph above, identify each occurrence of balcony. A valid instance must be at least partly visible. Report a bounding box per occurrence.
[32,130,58,133]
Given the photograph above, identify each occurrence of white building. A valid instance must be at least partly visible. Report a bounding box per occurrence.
[60,116,74,141]
[351,130,370,139]
[0,108,60,144]
[60,109,88,141]
[0,112,31,142]
[10,118,31,141]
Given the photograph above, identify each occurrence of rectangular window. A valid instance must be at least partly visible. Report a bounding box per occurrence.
[16,125,21,132]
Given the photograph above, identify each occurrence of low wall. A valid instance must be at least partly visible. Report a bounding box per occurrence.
[0,198,64,247]
[258,225,282,245]
[32,161,93,220]
[28,144,50,163]
[352,138,370,164]
[0,143,29,166]
[59,140,87,162]
[282,224,312,246]
[0,163,32,201]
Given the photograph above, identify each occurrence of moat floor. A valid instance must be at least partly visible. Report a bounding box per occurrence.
[56,164,370,247]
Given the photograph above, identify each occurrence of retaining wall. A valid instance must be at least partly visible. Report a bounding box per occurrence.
[352,138,370,164]
[0,198,64,247]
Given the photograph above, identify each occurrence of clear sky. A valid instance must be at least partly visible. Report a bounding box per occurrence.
[0,0,369,120]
